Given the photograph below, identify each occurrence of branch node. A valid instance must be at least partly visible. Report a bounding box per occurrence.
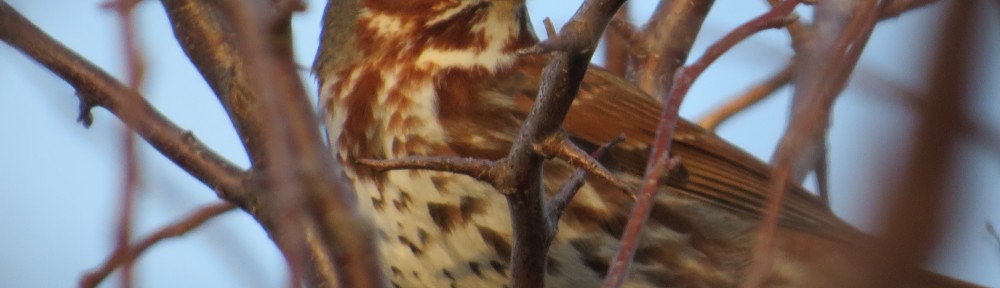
[76,92,96,128]
[547,134,626,222]
[539,133,634,199]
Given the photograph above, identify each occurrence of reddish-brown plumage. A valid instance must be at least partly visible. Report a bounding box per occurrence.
[317,1,977,287]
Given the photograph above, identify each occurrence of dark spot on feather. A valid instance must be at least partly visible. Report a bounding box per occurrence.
[633,245,671,266]
[460,196,487,218]
[649,201,695,234]
[489,260,507,275]
[390,266,402,277]
[547,256,562,275]
[478,226,512,259]
[563,204,627,239]
[427,202,462,232]
[469,262,483,278]
[570,238,609,277]
[391,282,401,288]
[418,228,430,245]
[398,235,423,255]
[638,269,674,287]
[372,196,386,211]
[442,269,455,281]
[393,190,413,211]
[430,175,451,190]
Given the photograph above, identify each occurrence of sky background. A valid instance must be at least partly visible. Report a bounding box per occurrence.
[1,0,998,287]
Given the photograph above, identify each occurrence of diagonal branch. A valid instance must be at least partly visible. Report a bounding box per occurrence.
[547,135,625,222]
[699,63,793,132]
[0,2,246,202]
[535,133,633,197]
[80,202,237,288]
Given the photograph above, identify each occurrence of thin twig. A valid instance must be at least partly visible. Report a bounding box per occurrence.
[742,0,882,286]
[536,133,633,197]
[699,63,793,131]
[988,222,1000,249]
[80,202,237,288]
[548,135,625,222]
[0,2,246,201]
[603,2,801,287]
[357,157,497,184]
[109,0,145,286]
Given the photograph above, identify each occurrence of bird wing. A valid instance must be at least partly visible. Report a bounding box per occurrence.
[499,58,858,240]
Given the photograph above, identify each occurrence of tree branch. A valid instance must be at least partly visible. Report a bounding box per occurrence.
[743,0,883,286]
[627,0,716,97]
[0,1,246,202]
[604,1,800,286]
[699,63,793,132]
[79,202,236,288]
[497,1,626,287]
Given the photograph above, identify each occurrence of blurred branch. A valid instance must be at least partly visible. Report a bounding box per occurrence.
[870,1,976,286]
[159,0,269,168]
[79,202,236,288]
[743,0,887,285]
[603,3,629,76]
[109,0,146,287]
[213,0,382,286]
[548,135,625,222]
[0,1,246,201]
[699,63,793,131]
[604,1,801,287]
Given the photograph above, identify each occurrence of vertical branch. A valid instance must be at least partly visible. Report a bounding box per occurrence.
[214,1,383,287]
[110,1,146,286]
[603,2,630,77]
[627,0,716,97]
[869,0,976,286]
[604,2,800,287]
[504,1,626,286]
[743,0,884,286]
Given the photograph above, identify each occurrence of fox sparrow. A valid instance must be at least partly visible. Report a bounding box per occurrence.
[315,1,976,287]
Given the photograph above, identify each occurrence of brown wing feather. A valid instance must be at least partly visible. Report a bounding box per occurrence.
[503,57,859,240]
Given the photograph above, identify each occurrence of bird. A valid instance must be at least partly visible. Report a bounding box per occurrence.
[313,1,976,287]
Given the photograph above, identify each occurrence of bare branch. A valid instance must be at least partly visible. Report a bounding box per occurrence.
[699,63,793,132]
[744,0,882,285]
[357,157,497,184]
[536,133,633,198]
[868,1,976,286]
[80,202,237,288]
[214,1,383,286]
[627,0,716,97]
[498,1,626,287]
[603,3,630,76]
[604,2,802,287]
[547,135,625,222]
[0,2,246,201]
[109,0,146,286]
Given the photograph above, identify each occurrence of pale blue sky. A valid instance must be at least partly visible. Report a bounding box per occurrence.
[1,1,997,287]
